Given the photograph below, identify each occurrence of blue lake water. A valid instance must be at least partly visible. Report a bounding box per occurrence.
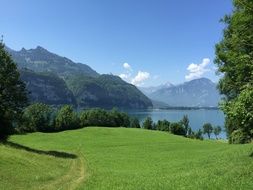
[126,109,226,139]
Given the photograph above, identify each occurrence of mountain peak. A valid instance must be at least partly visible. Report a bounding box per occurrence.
[35,46,48,52]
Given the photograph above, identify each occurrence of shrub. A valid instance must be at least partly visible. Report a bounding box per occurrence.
[229,129,251,144]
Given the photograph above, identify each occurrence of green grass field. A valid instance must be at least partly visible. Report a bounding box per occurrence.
[0,127,253,190]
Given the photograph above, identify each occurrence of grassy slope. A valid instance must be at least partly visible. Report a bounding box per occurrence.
[1,127,253,190]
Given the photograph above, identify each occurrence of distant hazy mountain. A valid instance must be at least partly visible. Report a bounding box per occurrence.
[141,78,221,107]
[7,46,152,109]
[139,82,174,96]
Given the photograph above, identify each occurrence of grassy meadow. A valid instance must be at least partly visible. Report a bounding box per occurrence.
[0,127,253,190]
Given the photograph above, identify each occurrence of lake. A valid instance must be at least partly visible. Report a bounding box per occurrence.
[126,109,226,139]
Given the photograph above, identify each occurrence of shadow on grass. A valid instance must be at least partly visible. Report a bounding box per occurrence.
[4,141,77,159]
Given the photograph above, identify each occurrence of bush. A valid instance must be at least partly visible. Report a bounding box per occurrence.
[229,129,251,144]
[55,105,79,131]
[170,122,186,136]
[21,103,53,132]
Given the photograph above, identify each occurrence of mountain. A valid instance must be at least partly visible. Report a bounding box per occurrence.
[8,46,99,78]
[20,69,76,106]
[66,74,152,109]
[7,46,152,109]
[139,82,174,96]
[142,78,221,107]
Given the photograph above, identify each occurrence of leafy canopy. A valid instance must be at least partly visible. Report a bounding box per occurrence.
[0,42,27,141]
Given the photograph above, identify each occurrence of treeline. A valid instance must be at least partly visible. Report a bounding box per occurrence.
[18,103,139,132]
[141,116,222,140]
[17,103,222,141]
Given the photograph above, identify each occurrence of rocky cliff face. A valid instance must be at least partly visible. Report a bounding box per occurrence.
[20,69,76,106]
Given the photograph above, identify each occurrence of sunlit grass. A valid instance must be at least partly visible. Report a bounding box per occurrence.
[1,127,253,189]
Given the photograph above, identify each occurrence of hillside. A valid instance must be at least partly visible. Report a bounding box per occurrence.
[146,78,221,107]
[6,46,152,109]
[1,127,252,190]
[66,74,152,108]
[20,69,76,106]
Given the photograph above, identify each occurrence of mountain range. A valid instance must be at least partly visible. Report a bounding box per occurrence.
[139,78,221,107]
[7,46,152,109]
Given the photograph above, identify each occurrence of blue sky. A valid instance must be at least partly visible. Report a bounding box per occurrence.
[1,0,233,86]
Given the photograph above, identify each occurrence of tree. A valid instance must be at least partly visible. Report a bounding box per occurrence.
[21,103,53,132]
[156,120,170,132]
[215,0,253,143]
[142,117,153,130]
[180,115,189,136]
[130,117,140,128]
[195,129,203,140]
[203,123,213,139]
[213,126,222,139]
[0,42,27,141]
[55,105,79,131]
[222,88,253,143]
[170,122,186,136]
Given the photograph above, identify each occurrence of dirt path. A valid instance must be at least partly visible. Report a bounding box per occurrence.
[39,153,87,190]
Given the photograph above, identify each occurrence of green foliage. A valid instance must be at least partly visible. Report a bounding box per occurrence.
[79,108,130,128]
[55,105,79,131]
[222,87,253,143]
[180,115,189,136]
[156,120,170,132]
[229,129,250,144]
[213,126,222,139]
[195,129,204,140]
[21,103,53,132]
[0,43,27,141]
[170,122,186,136]
[130,117,140,128]
[215,0,253,143]
[203,123,213,139]
[142,117,153,130]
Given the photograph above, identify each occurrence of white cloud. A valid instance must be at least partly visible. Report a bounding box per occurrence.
[123,62,131,70]
[185,58,211,81]
[131,71,150,86]
[119,73,129,80]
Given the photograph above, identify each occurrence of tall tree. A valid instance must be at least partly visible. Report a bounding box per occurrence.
[215,0,253,143]
[142,117,153,130]
[203,123,213,139]
[180,115,189,136]
[213,126,222,139]
[0,42,27,141]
